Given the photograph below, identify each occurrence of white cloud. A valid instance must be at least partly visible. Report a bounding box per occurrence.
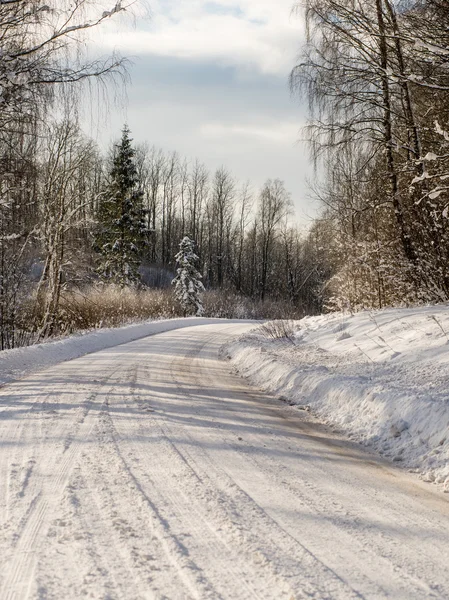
[84,2,318,219]
[97,0,304,76]
[201,120,301,144]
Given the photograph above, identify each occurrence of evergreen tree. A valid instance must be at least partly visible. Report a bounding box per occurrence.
[96,126,147,286]
[172,237,205,316]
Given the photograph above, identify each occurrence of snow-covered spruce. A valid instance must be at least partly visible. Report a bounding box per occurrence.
[172,237,205,317]
[95,126,148,286]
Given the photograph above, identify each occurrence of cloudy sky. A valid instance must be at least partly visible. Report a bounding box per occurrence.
[92,0,318,221]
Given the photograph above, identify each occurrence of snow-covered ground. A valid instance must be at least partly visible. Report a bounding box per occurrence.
[0,317,231,387]
[226,305,449,492]
[2,321,449,599]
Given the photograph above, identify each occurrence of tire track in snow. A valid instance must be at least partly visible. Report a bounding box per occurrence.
[157,330,364,600]
[36,369,155,600]
[1,322,449,599]
[97,368,221,600]
[0,365,123,599]
[115,363,273,600]
[163,326,449,600]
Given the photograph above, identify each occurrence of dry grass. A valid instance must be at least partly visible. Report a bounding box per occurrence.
[58,286,181,332]
[17,285,306,344]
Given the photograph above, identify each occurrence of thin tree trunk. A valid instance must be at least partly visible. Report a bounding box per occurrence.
[376,0,417,265]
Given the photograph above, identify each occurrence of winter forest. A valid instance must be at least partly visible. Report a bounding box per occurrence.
[1,0,448,349]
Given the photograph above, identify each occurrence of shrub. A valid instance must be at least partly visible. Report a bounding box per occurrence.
[258,320,297,344]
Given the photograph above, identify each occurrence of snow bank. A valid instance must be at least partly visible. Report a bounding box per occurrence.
[226,306,449,492]
[0,318,227,387]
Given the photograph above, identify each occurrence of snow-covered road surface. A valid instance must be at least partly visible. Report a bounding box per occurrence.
[1,322,449,600]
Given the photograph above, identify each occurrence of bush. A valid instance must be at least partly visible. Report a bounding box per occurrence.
[203,291,305,321]
[258,320,297,344]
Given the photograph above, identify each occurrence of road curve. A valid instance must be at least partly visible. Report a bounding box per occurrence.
[0,322,448,600]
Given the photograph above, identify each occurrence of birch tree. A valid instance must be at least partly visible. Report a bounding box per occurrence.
[291,0,449,305]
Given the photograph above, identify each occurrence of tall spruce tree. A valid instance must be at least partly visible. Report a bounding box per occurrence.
[96,126,147,286]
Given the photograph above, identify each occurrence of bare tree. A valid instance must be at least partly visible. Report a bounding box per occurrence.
[232,182,253,293]
[257,179,291,301]
[0,0,136,135]
[207,167,235,287]
[291,0,449,305]
[188,159,208,250]
[37,120,98,338]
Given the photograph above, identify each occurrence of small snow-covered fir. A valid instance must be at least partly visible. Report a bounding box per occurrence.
[172,237,205,316]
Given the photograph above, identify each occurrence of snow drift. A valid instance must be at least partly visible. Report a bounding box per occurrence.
[226,306,449,492]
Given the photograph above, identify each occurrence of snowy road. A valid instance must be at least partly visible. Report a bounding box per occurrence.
[1,322,449,600]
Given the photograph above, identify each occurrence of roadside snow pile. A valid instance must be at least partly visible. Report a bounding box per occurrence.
[0,318,225,387]
[226,306,449,492]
